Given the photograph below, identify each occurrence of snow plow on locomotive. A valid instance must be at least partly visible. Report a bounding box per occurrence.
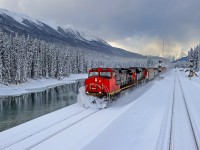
[84,67,158,98]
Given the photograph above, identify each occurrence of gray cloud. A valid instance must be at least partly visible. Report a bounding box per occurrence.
[0,0,200,57]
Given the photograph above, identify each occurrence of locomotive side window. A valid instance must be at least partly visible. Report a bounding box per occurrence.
[100,72,111,78]
[89,71,98,77]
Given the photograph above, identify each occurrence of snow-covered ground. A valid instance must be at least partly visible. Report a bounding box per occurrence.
[1,69,200,150]
[0,74,87,97]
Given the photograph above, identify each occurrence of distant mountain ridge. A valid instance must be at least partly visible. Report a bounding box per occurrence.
[173,56,188,63]
[0,8,145,59]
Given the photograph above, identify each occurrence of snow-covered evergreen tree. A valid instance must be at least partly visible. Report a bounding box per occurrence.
[2,34,11,84]
[0,28,3,84]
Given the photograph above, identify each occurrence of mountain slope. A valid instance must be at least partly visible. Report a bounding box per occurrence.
[173,56,188,63]
[0,8,144,59]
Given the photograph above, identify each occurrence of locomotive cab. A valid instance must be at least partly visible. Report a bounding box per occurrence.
[89,70,98,77]
[85,68,120,97]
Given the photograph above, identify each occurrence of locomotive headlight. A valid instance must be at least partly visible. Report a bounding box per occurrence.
[99,92,102,94]
[95,78,97,82]
[86,91,89,94]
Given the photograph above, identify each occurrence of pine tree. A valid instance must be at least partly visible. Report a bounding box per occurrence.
[14,34,21,84]
[21,35,28,82]
[0,28,3,84]
[2,34,11,84]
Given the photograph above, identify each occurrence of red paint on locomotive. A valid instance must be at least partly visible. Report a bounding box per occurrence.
[84,67,160,97]
[132,72,136,81]
[85,68,120,96]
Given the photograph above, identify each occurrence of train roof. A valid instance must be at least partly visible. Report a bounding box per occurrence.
[89,67,148,72]
[89,68,114,72]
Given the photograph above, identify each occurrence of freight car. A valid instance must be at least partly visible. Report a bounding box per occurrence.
[85,67,158,99]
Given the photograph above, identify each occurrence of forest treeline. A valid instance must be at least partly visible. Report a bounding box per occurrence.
[0,31,146,85]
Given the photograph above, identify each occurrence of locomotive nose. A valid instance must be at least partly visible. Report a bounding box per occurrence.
[85,77,104,95]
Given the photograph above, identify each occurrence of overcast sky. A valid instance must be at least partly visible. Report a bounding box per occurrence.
[1,0,200,58]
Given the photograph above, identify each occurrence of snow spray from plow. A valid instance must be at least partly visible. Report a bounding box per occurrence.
[78,87,108,109]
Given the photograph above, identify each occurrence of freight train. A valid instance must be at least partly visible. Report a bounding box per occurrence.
[85,67,165,99]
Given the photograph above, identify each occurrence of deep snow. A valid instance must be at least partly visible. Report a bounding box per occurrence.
[1,69,200,150]
[0,74,87,97]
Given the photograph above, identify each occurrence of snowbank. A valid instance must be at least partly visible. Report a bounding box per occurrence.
[0,74,87,97]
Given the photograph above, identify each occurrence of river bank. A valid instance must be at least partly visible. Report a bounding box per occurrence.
[0,74,87,97]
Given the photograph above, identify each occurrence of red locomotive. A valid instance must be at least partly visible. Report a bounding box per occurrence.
[84,67,152,98]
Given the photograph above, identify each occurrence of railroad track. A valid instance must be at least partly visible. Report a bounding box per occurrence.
[156,70,199,150]
[1,108,100,150]
[170,71,199,150]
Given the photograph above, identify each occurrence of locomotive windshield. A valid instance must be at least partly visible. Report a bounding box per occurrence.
[100,72,111,78]
[89,71,98,77]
